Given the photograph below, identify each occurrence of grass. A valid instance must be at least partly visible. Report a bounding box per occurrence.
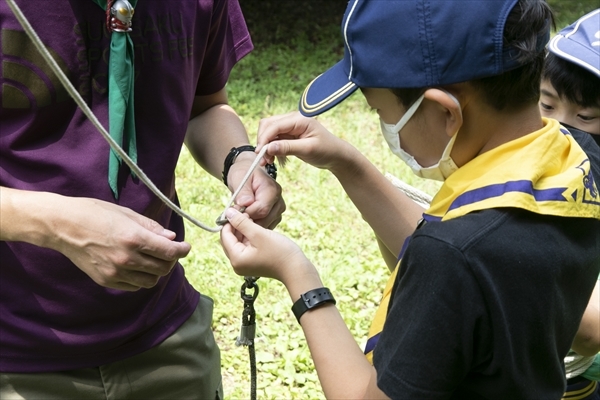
[176,98,433,399]
[175,1,599,398]
[176,43,431,400]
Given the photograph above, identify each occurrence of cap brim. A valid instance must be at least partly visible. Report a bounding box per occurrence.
[549,34,600,77]
[548,9,600,78]
[299,61,358,117]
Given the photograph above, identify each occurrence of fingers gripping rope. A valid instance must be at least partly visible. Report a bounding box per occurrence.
[6,0,266,233]
[215,146,269,226]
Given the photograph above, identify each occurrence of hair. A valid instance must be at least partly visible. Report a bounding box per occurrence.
[392,0,555,111]
[542,52,600,108]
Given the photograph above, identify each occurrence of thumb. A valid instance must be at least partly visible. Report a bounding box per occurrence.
[266,141,291,158]
[221,207,263,261]
[228,167,255,207]
[225,207,259,238]
[267,139,312,162]
[234,182,254,208]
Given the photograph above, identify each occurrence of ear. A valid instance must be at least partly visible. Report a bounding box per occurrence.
[423,88,463,137]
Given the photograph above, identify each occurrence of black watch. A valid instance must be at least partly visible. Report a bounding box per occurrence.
[291,287,336,323]
[222,145,255,186]
[222,145,277,186]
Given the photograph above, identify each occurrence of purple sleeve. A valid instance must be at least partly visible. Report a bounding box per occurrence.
[195,0,253,95]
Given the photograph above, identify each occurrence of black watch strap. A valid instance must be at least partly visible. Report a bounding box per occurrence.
[222,145,277,187]
[222,145,256,186]
[291,287,336,323]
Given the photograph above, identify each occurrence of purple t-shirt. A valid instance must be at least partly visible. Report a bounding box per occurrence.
[0,0,252,372]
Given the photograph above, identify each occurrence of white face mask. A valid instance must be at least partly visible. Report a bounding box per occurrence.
[380,91,461,181]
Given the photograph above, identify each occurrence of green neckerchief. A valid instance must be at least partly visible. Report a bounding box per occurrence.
[92,0,138,198]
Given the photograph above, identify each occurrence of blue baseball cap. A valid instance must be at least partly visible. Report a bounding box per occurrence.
[548,9,600,78]
[299,0,549,117]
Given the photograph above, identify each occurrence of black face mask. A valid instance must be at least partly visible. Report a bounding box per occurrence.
[576,128,600,148]
[560,123,600,149]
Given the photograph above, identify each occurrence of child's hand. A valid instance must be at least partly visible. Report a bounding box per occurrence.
[220,208,314,284]
[256,111,354,173]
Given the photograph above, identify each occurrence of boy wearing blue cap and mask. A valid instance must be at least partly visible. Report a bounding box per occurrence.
[540,9,600,399]
[220,0,600,398]
[541,9,600,147]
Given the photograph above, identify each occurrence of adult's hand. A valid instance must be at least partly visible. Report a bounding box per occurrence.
[1,188,190,292]
[226,153,286,230]
[185,91,286,231]
[56,197,191,291]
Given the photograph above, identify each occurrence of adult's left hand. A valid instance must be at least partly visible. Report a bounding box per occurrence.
[226,152,286,230]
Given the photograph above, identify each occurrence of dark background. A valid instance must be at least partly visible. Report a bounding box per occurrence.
[239,0,599,47]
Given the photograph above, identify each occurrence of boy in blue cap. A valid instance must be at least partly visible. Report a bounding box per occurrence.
[221,0,600,398]
[541,9,600,146]
[540,9,600,399]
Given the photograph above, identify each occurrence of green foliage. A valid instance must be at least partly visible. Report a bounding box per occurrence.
[176,1,597,398]
[548,0,598,30]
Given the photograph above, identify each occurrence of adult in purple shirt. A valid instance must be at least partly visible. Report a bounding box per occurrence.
[0,0,285,398]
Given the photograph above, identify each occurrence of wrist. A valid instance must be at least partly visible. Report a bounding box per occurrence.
[233,151,257,165]
[281,261,324,303]
[329,141,361,177]
[222,145,277,187]
[0,188,61,248]
[291,287,337,323]
[222,145,256,187]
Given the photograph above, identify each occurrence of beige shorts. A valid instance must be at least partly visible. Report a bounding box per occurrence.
[1,294,222,400]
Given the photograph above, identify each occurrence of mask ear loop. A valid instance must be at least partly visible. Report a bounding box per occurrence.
[395,90,462,180]
[433,89,462,179]
[437,89,462,133]
[440,90,460,108]
[391,94,425,132]
[438,88,462,145]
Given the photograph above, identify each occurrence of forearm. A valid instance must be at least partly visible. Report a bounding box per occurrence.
[330,145,424,258]
[184,103,252,180]
[376,236,399,272]
[0,186,62,248]
[281,264,381,399]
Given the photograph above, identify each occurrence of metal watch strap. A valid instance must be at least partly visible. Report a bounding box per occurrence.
[291,287,336,323]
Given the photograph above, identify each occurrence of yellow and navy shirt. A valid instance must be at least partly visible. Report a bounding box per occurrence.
[365,119,600,398]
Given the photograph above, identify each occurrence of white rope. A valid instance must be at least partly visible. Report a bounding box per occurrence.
[6,0,263,233]
[384,173,432,208]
